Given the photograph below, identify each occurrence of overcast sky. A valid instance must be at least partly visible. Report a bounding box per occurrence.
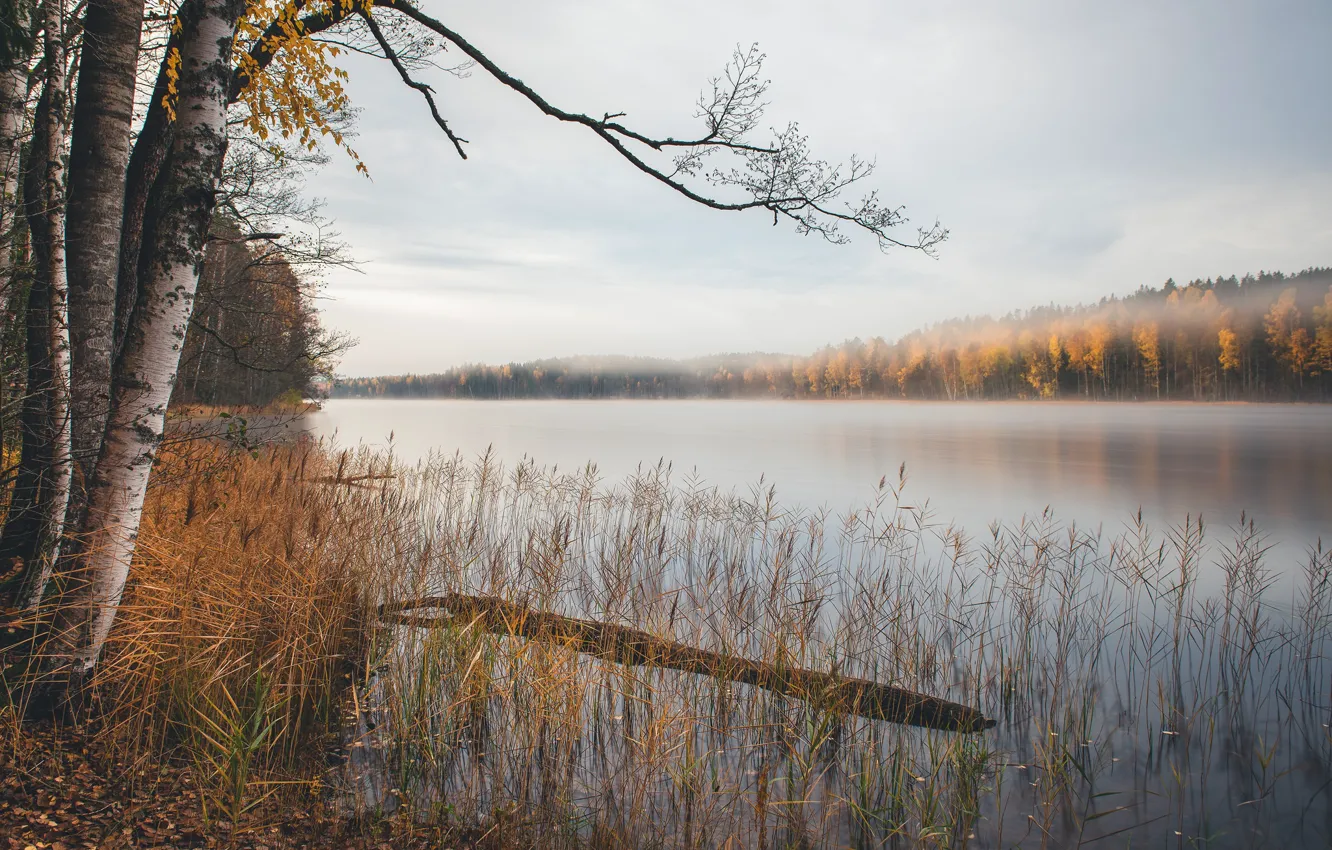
[310,0,1332,377]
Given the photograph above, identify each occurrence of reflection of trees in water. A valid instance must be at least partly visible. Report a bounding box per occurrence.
[339,452,1332,846]
[310,402,1332,566]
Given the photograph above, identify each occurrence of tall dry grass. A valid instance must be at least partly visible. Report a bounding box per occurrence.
[77,440,403,823]
[10,439,1329,847]
[350,450,1332,848]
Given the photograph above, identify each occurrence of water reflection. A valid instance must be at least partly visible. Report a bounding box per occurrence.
[308,400,1332,568]
[326,448,1332,848]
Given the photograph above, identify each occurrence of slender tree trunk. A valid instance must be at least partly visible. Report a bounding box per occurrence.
[0,61,26,294]
[5,0,72,610]
[59,0,244,673]
[64,0,146,503]
[0,259,52,583]
[0,12,31,506]
[113,26,177,361]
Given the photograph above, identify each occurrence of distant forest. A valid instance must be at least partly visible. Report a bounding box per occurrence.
[169,221,349,408]
[335,268,1332,402]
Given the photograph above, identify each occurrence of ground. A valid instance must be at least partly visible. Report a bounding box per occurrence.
[0,722,499,850]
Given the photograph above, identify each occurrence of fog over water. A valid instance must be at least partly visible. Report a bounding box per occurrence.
[308,399,1332,577]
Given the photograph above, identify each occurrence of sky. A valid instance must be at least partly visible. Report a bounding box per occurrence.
[309,0,1332,377]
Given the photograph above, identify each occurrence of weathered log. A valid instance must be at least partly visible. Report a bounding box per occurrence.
[380,593,995,733]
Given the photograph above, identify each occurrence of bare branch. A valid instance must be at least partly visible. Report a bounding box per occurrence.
[360,8,467,160]
[372,0,946,254]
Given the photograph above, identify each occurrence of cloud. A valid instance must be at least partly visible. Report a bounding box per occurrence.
[310,0,1332,376]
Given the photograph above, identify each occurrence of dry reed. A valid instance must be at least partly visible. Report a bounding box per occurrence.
[10,439,1329,848]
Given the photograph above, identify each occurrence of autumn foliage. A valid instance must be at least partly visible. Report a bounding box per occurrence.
[339,268,1332,402]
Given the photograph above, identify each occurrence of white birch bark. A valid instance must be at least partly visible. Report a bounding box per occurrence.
[14,0,72,610]
[0,41,27,316]
[0,2,35,570]
[67,0,244,672]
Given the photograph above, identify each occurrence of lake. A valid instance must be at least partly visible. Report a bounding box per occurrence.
[307,399,1332,845]
[308,399,1331,570]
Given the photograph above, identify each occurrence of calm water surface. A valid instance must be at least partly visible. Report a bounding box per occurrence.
[312,399,1332,845]
[309,400,1330,563]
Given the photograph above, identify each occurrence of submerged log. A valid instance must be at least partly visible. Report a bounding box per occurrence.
[379,593,995,733]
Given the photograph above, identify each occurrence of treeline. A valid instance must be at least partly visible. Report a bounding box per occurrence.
[336,267,1332,402]
[4,227,348,422]
[168,223,349,409]
[5,227,342,423]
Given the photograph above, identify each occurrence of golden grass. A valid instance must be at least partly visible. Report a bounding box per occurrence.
[80,441,391,822]
[4,439,1328,847]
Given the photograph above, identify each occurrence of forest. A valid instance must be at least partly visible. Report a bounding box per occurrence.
[166,224,349,408]
[336,266,1332,402]
[4,238,340,414]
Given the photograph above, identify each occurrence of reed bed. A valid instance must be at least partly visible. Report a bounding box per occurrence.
[39,440,1332,847]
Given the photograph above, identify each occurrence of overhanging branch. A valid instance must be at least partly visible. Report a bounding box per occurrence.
[372,0,946,254]
[222,1,946,254]
[360,8,467,159]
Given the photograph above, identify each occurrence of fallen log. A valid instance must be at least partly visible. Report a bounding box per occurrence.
[379,593,995,733]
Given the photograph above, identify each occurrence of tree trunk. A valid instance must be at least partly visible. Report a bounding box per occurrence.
[64,0,146,502]
[382,593,996,733]
[0,59,26,294]
[114,1,355,362]
[112,26,177,362]
[60,0,244,673]
[0,15,31,490]
[4,0,72,610]
[0,259,52,585]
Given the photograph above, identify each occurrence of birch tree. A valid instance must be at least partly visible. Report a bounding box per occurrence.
[1,0,72,611]
[10,0,944,680]
[0,0,35,598]
[53,0,247,675]
[0,12,32,570]
[0,6,28,295]
[64,0,147,502]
